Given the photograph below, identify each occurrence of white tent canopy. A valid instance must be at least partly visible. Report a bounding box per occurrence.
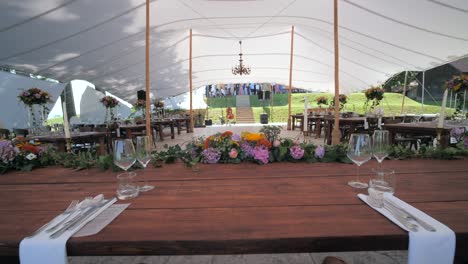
[0,0,467,102]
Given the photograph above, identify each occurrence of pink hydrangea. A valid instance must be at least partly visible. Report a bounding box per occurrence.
[273,140,281,147]
[252,146,269,164]
[229,148,238,159]
[289,145,304,160]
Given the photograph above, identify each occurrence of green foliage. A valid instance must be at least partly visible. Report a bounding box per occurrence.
[419,146,468,160]
[388,145,415,160]
[152,144,183,165]
[321,144,352,163]
[259,125,281,142]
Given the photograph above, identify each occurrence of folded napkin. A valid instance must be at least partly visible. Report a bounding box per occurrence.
[20,197,117,264]
[358,193,455,264]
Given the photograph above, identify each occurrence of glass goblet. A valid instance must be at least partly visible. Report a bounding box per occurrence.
[136,136,155,192]
[347,133,372,188]
[372,129,390,172]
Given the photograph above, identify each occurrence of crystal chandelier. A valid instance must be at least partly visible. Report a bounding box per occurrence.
[232,41,251,76]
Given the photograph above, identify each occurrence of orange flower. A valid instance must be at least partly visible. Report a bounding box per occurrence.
[20,144,40,154]
[221,131,233,138]
[204,136,214,149]
[256,139,272,148]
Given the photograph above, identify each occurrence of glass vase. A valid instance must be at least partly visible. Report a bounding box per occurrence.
[28,104,45,135]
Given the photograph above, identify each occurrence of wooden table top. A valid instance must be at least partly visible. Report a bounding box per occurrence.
[0,159,467,257]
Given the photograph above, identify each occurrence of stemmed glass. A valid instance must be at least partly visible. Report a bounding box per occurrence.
[114,139,138,199]
[114,139,136,171]
[347,133,372,188]
[135,136,155,192]
[372,130,390,170]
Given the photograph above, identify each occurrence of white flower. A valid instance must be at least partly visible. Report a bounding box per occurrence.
[26,153,37,160]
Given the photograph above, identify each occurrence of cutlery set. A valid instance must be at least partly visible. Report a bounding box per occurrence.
[367,194,437,232]
[28,194,114,239]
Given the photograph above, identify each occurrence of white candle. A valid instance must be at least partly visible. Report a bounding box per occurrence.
[438,89,449,128]
[62,101,71,139]
[303,96,308,132]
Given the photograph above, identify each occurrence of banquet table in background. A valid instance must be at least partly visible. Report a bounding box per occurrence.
[0,159,467,263]
[119,120,176,141]
[384,122,465,148]
[324,116,367,145]
[29,131,108,155]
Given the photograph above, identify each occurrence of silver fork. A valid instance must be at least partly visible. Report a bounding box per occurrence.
[46,196,93,233]
[383,200,419,232]
[26,199,79,238]
[367,191,418,232]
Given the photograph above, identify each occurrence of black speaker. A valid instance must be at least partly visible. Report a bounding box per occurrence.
[260,114,268,124]
[137,90,146,100]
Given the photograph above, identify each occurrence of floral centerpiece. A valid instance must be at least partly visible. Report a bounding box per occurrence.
[134,99,146,119]
[154,98,165,118]
[316,96,328,107]
[135,99,146,109]
[364,86,384,111]
[330,94,348,111]
[173,126,348,166]
[18,88,53,131]
[154,98,165,108]
[18,88,52,106]
[445,74,467,94]
[100,96,119,122]
[445,74,467,118]
[0,138,50,174]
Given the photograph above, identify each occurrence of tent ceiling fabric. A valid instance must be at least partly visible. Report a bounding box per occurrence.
[0,0,467,102]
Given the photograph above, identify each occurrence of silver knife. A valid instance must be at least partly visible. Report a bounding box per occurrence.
[50,198,115,239]
[385,199,437,232]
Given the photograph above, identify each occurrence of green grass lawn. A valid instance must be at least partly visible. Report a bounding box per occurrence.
[206,92,451,123]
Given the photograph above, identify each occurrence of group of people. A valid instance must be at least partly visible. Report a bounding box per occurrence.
[205,83,286,98]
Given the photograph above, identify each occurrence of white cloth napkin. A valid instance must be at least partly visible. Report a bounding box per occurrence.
[19,197,117,264]
[358,193,456,264]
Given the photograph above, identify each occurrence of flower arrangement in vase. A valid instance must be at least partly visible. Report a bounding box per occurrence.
[445,74,467,119]
[330,94,348,111]
[364,86,384,112]
[18,88,53,132]
[134,99,146,119]
[315,96,328,107]
[100,96,119,122]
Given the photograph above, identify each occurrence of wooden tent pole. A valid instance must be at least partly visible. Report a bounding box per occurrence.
[331,0,342,145]
[400,70,408,115]
[189,29,194,132]
[287,25,294,130]
[145,0,153,145]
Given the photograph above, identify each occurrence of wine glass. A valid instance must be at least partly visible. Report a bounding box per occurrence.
[347,133,372,188]
[135,136,155,192]
[114,139,138,199]
[372,130,390,170]
[114,139,136,171]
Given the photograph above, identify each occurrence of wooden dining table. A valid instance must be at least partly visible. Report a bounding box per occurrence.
[29,131,108,155]
[324,116,367,145]
[0,159,467,262]
[383,122,466,147]
[119,120,176,141]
